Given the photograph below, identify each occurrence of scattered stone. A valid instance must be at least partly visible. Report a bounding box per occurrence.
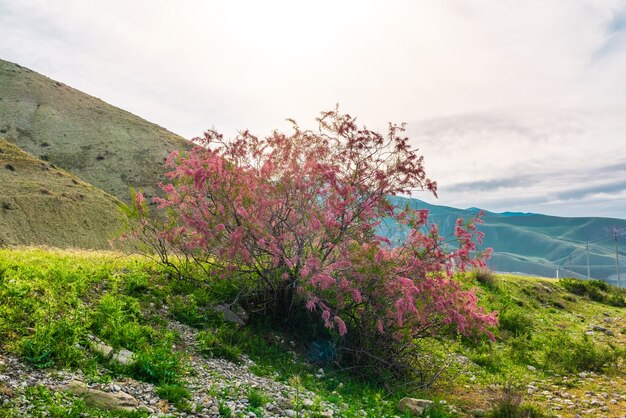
[215,304,247,325]
[591,324,615,336]
[112,349,135,366]
[397,398,434,416]
[91,341,113,358]
[62,380,140,412]
[527,365,536,371]
[0,384,14,398]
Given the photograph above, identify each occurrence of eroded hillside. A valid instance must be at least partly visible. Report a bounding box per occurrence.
[0,138,123,248]
[0,59,192,203]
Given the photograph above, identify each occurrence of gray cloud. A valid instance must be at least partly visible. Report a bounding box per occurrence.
[442,176,535,193]
[1,0,625,218]
[555,179,626,201]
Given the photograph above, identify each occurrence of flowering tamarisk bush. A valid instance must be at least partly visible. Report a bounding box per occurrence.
[134,108,496,372]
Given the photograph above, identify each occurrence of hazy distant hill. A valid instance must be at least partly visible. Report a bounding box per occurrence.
[0,59,192,203]
[0,137,123,248]
[384,196,626,286]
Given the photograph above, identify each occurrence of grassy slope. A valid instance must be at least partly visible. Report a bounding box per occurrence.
[440,272,626,417]
[1,248,625,417]
[0,138,124,248]
[0,248,429,418]
[0,59,192,204]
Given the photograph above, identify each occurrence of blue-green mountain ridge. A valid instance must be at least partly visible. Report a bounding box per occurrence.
[383,196,626,286]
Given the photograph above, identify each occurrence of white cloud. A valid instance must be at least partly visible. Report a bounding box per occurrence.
[1,0,625,217]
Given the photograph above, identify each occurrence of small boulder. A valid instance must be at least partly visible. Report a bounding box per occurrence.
[397,398,434,416]
[62,380,140,412]
[92,341,113,358]
[112,348,135,366]
[215,304,247,325]
[591,324,615,336]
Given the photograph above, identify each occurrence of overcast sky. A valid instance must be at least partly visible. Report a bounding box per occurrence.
[1,0,626,218]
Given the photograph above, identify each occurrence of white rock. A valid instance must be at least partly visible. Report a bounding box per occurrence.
[112,349,135,366]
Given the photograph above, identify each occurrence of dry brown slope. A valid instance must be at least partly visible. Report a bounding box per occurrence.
[0,58,192,203]
[0,137,124,249]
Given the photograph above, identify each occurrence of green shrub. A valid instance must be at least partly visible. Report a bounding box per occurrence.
[468,345,505,373]
[541,333,622,372]
[156,383,190,408]
[122,271,150,296]
[91,293,153,351]
[498,308,534,337]
[196,330,242,363]
[218,401,232,417]
[168,295,205,328]
[129,347,184,385]
[487,382,547,418]
[559,278,626,307]
[508,334,537,365]
[21,313,89,369]
[474,269,499,288]
[247,387,267,408]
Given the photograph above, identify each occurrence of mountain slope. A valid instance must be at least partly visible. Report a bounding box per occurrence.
[0,137,123,248]
[385,196,626,285]
[0,59,192,203]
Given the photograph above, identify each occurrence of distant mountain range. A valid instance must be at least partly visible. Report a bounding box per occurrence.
[383,196,626,286]
[1,58,624,285]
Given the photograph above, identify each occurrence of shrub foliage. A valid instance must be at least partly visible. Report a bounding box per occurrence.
[130,109,497,378]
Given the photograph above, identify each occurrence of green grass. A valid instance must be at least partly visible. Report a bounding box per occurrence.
[559,277,626,307]
[0,248,426,417]
[0,385,149,418]
[0,248,187,410]
[2,248,626,417]
[459,272,626,380]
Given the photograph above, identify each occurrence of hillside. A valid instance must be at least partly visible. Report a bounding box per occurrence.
[0,138,123,248]
[1,248,625,417]
[0,59,192,204]
[384,196,626,286]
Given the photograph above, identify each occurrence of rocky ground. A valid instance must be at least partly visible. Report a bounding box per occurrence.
[0,320,341,417]
[526,372,626,418]
[2,319,626,417]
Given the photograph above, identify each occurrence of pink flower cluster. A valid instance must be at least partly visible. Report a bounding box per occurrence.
[146,108,497,339]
